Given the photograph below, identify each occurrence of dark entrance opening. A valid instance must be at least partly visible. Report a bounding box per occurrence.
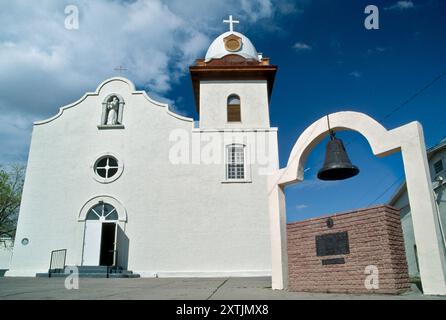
[100,223,116,266]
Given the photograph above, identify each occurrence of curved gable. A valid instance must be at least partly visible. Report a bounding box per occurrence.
[34,77,194,126]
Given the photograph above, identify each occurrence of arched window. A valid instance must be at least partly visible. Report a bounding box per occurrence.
[79,196,127,222]
[227,94,241,122]
[226,144,246,180]
[86,202,119,221]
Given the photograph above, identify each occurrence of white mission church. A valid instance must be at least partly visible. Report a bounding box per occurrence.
[6,17,280,277]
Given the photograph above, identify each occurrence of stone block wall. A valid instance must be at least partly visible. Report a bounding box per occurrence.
[287,205,410,294]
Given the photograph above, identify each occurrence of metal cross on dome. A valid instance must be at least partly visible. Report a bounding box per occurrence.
[223,15,239,32]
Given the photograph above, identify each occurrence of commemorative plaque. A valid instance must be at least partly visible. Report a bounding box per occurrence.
[316,231,350,256]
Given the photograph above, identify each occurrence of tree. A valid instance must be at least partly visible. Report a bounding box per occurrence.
[0,165,25,238]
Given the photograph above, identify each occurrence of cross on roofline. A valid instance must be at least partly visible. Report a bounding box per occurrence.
[114,65,127,74]
[223,15,239,32]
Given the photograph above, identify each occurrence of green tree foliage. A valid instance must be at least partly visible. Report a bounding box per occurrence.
[0,165,25,238]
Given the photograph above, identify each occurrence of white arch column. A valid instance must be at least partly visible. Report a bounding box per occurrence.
[269,111,446,295]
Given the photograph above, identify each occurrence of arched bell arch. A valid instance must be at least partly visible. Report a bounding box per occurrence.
[268,111,446,295]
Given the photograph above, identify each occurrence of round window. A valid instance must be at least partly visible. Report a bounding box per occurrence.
[95,156,119,179]
[92,153,124,183]
[21,238,29,246]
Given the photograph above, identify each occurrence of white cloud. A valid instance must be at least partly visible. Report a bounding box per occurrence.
[295,204,309,210]
[293,42,312,52]
[241,0,273,22]
[366,47,389,56]
[0,0,301,164]
[330,38,343,55]
[0,112,34,165]
[277,2,302,15]
[385,1,415,11]
[349,71,362,79]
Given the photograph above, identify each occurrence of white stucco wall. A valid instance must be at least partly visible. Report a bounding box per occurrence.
[394,190,446,279]
[199,80,270,129]
[391,149,446,278]
[392,193,419,277]
[7,77,277,277]
[0,238,13,270]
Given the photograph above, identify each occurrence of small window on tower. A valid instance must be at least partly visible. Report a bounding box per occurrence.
[226,144,245,180]
[227,94,241,122]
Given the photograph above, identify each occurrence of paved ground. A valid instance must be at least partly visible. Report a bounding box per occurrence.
[0,277,445,300]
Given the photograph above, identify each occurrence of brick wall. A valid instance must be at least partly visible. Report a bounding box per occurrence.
[287,205,410,294]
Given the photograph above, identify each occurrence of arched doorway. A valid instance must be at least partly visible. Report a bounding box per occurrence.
[83,202,118,266]
[268,111,446,295]
[79,196,127,267]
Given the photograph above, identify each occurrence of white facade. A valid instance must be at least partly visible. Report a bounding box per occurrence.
[7,30,278,277]
[0,238,13,270]
[390,141,446,278]
[199,80,270,129]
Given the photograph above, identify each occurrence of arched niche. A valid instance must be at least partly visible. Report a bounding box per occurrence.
[268,111,446,295]
[100,94,125,126]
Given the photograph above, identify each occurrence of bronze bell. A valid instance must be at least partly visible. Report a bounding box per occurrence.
[317,133,360,181]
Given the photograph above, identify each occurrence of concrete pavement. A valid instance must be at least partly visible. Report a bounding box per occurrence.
[0,277,445,300]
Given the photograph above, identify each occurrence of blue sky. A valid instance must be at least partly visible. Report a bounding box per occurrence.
[169,0,446,221]
[1,0,445,222]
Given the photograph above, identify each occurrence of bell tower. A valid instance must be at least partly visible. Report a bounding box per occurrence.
[189,16,277,129]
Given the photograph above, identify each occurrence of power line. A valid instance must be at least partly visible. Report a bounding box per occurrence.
[300,70,446,210]
[370,129,446,207]
[367,175,405,207]
[306,69,446,173]
[345,69,446,147]
[343,69,446,146]
[380,69,446,123]
[360,71,446,205]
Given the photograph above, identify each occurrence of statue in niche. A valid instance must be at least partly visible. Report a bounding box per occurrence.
[106,96,119,125]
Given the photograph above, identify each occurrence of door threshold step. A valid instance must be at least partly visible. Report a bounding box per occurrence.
[36,266,140,278]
